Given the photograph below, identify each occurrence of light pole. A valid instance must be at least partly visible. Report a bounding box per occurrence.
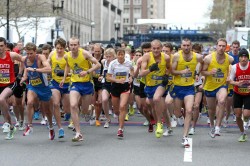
[114,20,121,43]
[52,0,64,39]
[90,21,95,42]
[234,20,243,27]
[6,0,10,41]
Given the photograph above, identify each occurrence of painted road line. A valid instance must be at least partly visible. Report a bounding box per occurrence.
[184,138,192,162]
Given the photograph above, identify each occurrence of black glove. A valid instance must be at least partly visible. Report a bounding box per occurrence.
[149,62,159,72]
[162,75,169,86]
[56,70,64,77]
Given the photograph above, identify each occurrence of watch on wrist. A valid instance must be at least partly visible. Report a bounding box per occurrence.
[33,68,37,72]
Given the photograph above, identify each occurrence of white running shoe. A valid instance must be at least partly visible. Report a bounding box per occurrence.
[40,118,47,125]
[223,117,228,128]
[15,121,20,127]
[215,127,221,136]
[177,116,184,126]
[171,117,177,128]
[143,120,149,126]
[89,117,96,126]
[244,121,249,130]
[207,117,210,124]
[233,114,236,122]
[104,120,110,128]
[163,128,173,136]
[188,127,195,135]
[182,137,190,148]
[2,122,10,133]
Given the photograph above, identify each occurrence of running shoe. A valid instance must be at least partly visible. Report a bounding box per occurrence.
[207,117,210,124]
[95,120,101,127]
[188,127,195,135]
[58,128,65,138]
[117,129,124,138]
[72,133,83,142]
[182,137,190,148]
[171,117,177,128]
[244,121,249,130]
[2,122,10,133]
[148,123,153,132]
[215,127,221,136]
[143,120,149,126]
[23,125,33,136]
[177,116,184,126]
[68,120,74,129]
[163,128,173,136]
[49,128,55,140]
[233,114,237,122]
[33,111,40,120]
[129,106,135,116]
[155,123,163,138]
[84,114,91,122]
[209,128,215,138]
[64,113,71,121]
[238,134,247,142]
[15,121,20,127]
[222,117,228,128]
[40,118,47,125]
[5,127,17,140]
[125,114,129,121]
[19,121,25,131]
[104,119,111,128]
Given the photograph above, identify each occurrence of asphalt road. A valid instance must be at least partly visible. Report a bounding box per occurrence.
[0,113,249,166]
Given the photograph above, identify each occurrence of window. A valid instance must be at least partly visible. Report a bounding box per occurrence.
[124,8,129,14]
[134,0,141,4]
[124,0,129,5]
[123,18,129,24]
[134,8,141,14]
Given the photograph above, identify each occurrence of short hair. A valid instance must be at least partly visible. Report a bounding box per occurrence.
[192,43,203,53]
[6,43,14,51]
[0,37,7,45]
[182,38,192,44]
[163,42,173,51]
[104,48,116,58]
[54,38,67,48]
[141,42,151,49]
[42,44,52,52]
[216,38,227,45]
[116,48,125,55]
[231,40,240,47]
[151,39,162,47]
[36,47,43,54]
[69,37,80,44]
[25,42,37,51]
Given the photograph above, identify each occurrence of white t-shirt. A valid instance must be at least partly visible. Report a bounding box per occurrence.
[108,59,133,83]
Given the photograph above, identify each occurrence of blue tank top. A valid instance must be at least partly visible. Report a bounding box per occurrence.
[25,55,48,87]
[228,51,239,65]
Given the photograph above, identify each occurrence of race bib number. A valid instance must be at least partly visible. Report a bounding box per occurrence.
[181,72,192,83]
[238,87,250,93]
[30,78,42,86]
[151,75,162,85]
[212,72,224,83]
[0,73,10,83]
[115,72,127,79]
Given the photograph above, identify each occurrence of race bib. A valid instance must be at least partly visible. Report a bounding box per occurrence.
[212,72,224,83]
[30,78,42,86]
[115,72,127,79]
[181,72,192,83]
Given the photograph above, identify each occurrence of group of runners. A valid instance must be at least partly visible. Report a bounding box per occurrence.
[0,36,249,148]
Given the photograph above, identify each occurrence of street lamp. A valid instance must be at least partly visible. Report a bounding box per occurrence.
[6,0,10,41]
[52,0,64,13]
[114,20,121,43]
[234,20,243,27]
[90,21,95,42]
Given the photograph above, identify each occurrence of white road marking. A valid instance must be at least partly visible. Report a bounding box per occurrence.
[183,138,193,162]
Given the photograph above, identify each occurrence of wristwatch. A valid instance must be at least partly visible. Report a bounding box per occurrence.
[87,70,90,74]
[33,68,37,72]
